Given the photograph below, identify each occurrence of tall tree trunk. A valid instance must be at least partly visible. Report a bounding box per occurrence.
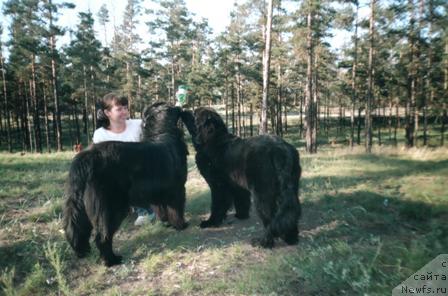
[126,61,134,115]
[413,0,425,147]
[49,0,62,152]
[299,91,303,138]
[171,50,176,104]
[42,83,51,153]
[73,104,80,145]
[312,52,319,153]
[231,81,235,133]
[19,82,28,151]
[90,66,97,133]
[236,64,242,137]
[260,0,273,135]
[0,47,12,152]
[250,103,253,136]
[405,0,416,147]
[357,107,362,145]
[338,97,342,137]
[378,98,383,146]
[394,101,399,145]
[137,74,142,113]
[388,96,393,143]
[276,63,283,137]
[365,0,375,153]
[31,57,42,153]
[423,0,434,146]
[225,72,229,127]
[24,82,33,152]
[242,95,246,138]
[83,65,90,145]
[350,2,359,148]
[442,41,448,145]
[305,2,315,153]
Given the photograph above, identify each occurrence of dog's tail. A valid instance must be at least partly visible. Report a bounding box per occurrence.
[270,146,302,244]
[63,152,93,257]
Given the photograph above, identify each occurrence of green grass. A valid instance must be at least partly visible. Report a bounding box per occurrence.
[0,144,447,295]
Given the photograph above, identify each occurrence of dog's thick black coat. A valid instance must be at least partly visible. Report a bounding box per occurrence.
[182,107,302,248]
[63,102,189,266]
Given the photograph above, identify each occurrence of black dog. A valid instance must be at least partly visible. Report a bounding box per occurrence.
[182,107,302,248]
[63,102,190,266]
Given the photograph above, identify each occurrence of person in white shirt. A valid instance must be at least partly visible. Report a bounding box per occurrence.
[93,93,155,226]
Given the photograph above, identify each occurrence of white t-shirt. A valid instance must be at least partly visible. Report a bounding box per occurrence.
[93,119,143,143]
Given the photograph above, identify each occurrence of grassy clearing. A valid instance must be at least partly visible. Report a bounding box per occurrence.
[0,145,447,295]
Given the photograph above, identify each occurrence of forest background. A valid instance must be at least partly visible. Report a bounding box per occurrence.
[0,0,446,153]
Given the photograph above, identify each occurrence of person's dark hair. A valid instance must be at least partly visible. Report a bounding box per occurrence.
[96,93,128,129]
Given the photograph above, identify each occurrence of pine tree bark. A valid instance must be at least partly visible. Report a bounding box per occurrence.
[350,3,359,148]
[442,41,448,145]
[48,0,63,152]
[312,52,319,153]
[405,0,416,148]
[42,84,51,153]
[305,1,315,153]
[83,65,90,145]
[365,0,375,153]
[31,57,42,153]
[260,0,273,135]
[236,64,242,137]
[0,47,12,152]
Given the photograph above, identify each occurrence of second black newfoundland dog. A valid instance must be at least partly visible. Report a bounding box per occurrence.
[63,102,190,266]
[183,107,302,248]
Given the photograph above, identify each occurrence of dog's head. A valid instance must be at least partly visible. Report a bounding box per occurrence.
[193,107,227,146]
[141,102,183,138]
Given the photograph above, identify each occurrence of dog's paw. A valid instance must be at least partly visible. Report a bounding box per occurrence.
[174,221,189,230]
[251,237,274,249]
[199,219,220,228]
[282,234,299,245]
[104,255,123,267]
[75,245,91,258]
[235,212,249,220]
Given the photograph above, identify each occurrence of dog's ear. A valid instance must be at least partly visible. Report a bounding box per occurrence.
[203,116,217,139]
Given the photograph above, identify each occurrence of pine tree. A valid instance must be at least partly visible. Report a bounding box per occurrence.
[146,0,194,103]
[66,11,103,145]
[0,24,12,152]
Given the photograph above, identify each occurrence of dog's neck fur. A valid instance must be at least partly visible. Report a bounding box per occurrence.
[141,122,183,143]
[203,130,238,158]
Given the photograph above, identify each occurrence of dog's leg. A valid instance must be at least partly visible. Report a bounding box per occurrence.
[231,185,251,220]
[280,224,299,245]
[200,182,232,228]
[166,206,188,230]
[250,192,276,248]
[95,233,122,267]
[63,199,93,258]
[276,184,300,246]
[73,222,92,258]
[93,203,126,267]
[152,205,168,222]
[166,186,188,230]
